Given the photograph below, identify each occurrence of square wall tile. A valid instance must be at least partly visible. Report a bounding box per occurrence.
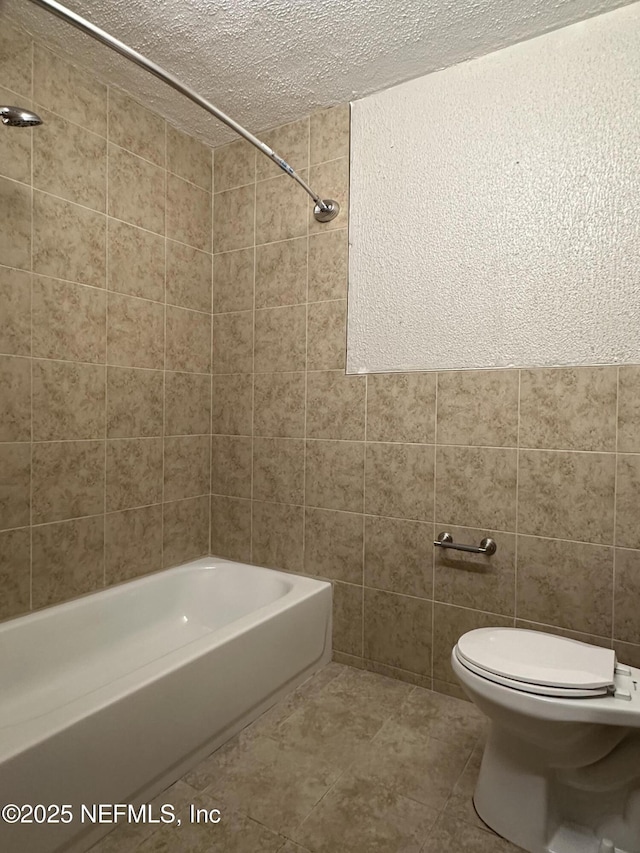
[253,437,304,504]
[255,238,307,309]
[214,138,255,192]
[164,435,211,501]
[167,241,212,313]
[0,267,31,357]
[436,446,517,532]
[257,118,309,181]
[34,46,107,135]
[108,143,165,233]
[0,443,30,531]
[34,111,106,211]
[213,184,255,252]
[310,104,350,165]
[107,293,164,370]
[333,581,363,656]
[107,367,163,438]
[308,230,348,302]
[436,369,519,447]
[0,355,31,442]
[210,496,252,562]
[616,455,640,550]
[105,505,162,585]
[304,508,363,584]
[0,528,30,620]
[32,440,105,524]
[365,516,433,599]
[308,158,349,234]
[518,449,615,544]
[305,440,364,513]
[256,172,308,245]
[306,371,366,441]
[307,300,346,371]
[33,359,105,441]
[614,548,640,644]
[211,374,253,436]
[211,435,252,498]
[255,305,306,373]
[519,367,617,451]
[164,372,211,436]
[33,191,107,288]
[0,22,32,98]
[0,177,31,271]
[167,173,212,252]
[618,366,640,453]
[108,219,165,302]
[435,525,515,617]
[167,124,212,189]
[364,588,432,677]
[108,88,165,166]
[166,307,211,374]
[366,443,434,522]
[32,277,106,363]
[517,535,613,636]
[252,501,304,572]
[32,516,104,608]
[163,496,209,567]
[254,372,306,438]
[212,311,253,374]
[106,438,163,512]
[0,85,31,184]
[212,248,254,314]
[433,603,512,684]
[367,372,436,444]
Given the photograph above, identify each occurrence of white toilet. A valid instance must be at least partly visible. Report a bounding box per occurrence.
[451,627,640,853]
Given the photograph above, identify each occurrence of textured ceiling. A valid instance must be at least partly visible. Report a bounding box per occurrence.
[2,0,634,147]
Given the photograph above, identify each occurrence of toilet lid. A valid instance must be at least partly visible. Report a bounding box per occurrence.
[456,628,615,690]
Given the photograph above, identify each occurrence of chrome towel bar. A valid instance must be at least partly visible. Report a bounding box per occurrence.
[434,531,497,556]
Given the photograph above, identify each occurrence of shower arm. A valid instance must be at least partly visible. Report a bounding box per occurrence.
[27,0,340,222]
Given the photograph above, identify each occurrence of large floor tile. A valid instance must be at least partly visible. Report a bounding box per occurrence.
[397,686,488,750]
[293,773,438,853]
[420,814,524,852]
[202,736,341,835]
[349,718,472,808]
[136,792,284,853]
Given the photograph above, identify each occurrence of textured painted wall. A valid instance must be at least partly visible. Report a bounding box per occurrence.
[348,3,640,373]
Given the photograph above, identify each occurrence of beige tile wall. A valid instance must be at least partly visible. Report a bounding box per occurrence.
[0,22,213,620]
[2,21,639,700]
[208,105,640,695]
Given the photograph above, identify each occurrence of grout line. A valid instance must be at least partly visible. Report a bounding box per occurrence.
[160,120,168,571]
[612,365,620,645]
[302,122,311,577]
[28,33,34,613]
[103,84,110,589]
[249,155,258,563]
[514,369,521,625]
[431,374,438,685]
[362,374,368,658]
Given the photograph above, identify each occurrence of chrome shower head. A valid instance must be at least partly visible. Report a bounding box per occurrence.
[0,106,43,127]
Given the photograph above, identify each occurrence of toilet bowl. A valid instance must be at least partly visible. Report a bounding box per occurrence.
[451,628,640,853]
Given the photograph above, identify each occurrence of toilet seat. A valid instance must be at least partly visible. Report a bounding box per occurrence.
[455,628,616,698]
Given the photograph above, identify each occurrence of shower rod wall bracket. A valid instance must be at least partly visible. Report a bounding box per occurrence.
[434,531,497,556]
[27,0,341,224]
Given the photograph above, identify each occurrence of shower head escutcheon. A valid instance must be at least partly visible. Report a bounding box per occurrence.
[0,106,43,127]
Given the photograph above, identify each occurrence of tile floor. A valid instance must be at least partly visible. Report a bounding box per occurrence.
[90,663,524,853]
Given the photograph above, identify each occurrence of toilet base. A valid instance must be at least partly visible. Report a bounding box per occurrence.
[474,725,640,853]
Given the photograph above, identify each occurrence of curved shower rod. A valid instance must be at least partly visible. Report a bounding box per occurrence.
[27,0,340,222]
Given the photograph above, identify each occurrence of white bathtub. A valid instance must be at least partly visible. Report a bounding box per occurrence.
[0,557,332,853]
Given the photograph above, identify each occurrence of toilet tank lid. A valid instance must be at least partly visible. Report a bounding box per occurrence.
[456,628,616,689]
